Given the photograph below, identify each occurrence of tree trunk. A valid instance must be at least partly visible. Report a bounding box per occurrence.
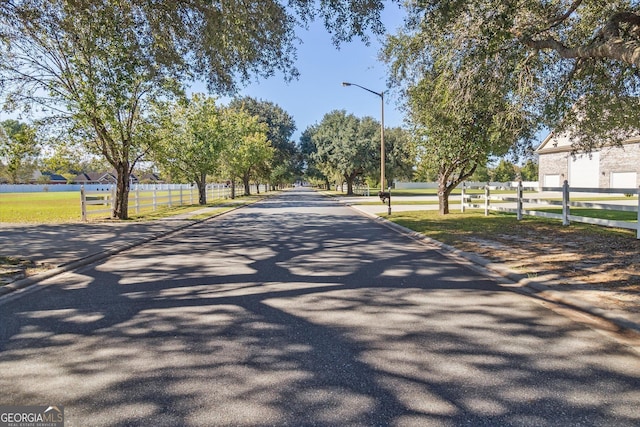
[196,172,207,205]
[437,178,451,215]
[230,181,236,199]
[346,177,354,196]
[256,182,260,194]
[242,178,251,196]
[113,161,130,219]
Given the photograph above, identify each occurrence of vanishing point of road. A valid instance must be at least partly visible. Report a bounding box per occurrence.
[0,188,639,426]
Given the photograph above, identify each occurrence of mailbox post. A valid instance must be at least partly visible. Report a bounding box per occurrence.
[378,187,391,215]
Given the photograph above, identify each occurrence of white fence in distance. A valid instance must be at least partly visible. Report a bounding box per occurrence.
[395,181,540,190]
[80,183,263,221]
[461,181,640,239]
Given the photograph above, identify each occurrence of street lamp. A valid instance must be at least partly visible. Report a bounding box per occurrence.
[342,82,390,214]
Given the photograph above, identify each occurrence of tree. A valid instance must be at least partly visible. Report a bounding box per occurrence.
[384,3,536,214]
[383,127,415,184]
[0,120,39,183]
[519,159,539,182]
[299,126,330,189]
[311,110,379,195]
[152,95,227,205]
[397,1,640,151]
[0,1,178,218]
[40,143,84,182]
[469,163,491,183]
[0,0,393,218]
[493,159,518,183]
[228,97,298,189]
[222,108,273,197]
[396,67,531,214]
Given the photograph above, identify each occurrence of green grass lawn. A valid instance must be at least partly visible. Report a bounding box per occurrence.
[532,207,638,222]
[0,192,82,223]
[0,191,269,223]
[385,209,637,245]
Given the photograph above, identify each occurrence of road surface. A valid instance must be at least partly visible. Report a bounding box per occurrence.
[0,188,638,426]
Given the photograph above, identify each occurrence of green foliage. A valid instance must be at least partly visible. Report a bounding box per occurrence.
[299,126,328,187]
[310,110,379,195]
[519,159,539,182]
[152,94,227,204]
[228,97,300,186]
[222,107,273,196]
[493,159,517,182]
[0,0,393,217]
[469,163,491,183]
[383,2,538,213]
[396,1,640,152]
[0,120,39,183]
[381,127,415,184]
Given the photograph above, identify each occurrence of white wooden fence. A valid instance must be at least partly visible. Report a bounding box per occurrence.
[80,183,239,221]
[461,181,640,239]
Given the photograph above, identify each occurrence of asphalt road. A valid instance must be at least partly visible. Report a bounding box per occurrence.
[0,188,639,426]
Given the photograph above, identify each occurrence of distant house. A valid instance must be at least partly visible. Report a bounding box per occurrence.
[72,171,115,184]
[536,133,640,190]
[73,171,139,185]
[29,170,68,184]
[139,172,163,183]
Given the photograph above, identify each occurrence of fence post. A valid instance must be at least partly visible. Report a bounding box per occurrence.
[110,186,116,217]
[80,185,87,222]
[562,180,570,226]
[460,182,466,213]
[135,186,140,215]
[637,186,640,239]
[484,185,490,216]
[168,187,172,208]
[153,185,157,211]
[517,180,523,221]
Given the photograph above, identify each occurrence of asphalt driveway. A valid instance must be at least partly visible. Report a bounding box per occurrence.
[0,188,638,426]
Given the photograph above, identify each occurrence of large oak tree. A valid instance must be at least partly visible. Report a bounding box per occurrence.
[396,1,640,151]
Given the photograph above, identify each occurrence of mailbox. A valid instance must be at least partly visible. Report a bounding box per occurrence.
[378,191,390,204]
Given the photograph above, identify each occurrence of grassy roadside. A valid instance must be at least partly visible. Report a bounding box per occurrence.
[383,209,636,245]
[0,191,267,223]
[383,209,639,289]
[0,192,274,285]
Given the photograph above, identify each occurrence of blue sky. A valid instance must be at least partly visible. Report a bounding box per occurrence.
[216,3,408,142]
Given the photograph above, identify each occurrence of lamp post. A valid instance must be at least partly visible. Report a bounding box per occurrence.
[342,82,390,214]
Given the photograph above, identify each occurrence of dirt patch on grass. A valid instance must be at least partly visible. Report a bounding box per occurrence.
[0,256,53,286]
[390,212,640,315]
[454,226,639,314]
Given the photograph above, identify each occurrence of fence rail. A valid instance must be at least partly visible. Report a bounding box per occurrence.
[80,183,239,221]
[461,181,640,239]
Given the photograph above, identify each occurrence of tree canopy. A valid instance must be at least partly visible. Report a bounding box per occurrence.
[0,0,394,218]
[152,95,228,205]
[391,1,640,151]
[307,110,380,195]
[0,119,39,183]
[228,97,299,188]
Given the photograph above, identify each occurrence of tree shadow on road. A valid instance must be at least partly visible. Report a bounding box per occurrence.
[0,191,639,426]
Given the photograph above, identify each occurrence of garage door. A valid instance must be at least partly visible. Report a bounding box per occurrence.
[610,172,637,189]
[543,174,561,187]
[568,153,600,188]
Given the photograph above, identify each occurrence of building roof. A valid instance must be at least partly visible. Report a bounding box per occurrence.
[536,132,640,154]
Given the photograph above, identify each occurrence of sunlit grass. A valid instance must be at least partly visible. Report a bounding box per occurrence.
[0,192,81,223]
[384,209,636,245]
[0,191,271,223]
[534,208,638,222]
